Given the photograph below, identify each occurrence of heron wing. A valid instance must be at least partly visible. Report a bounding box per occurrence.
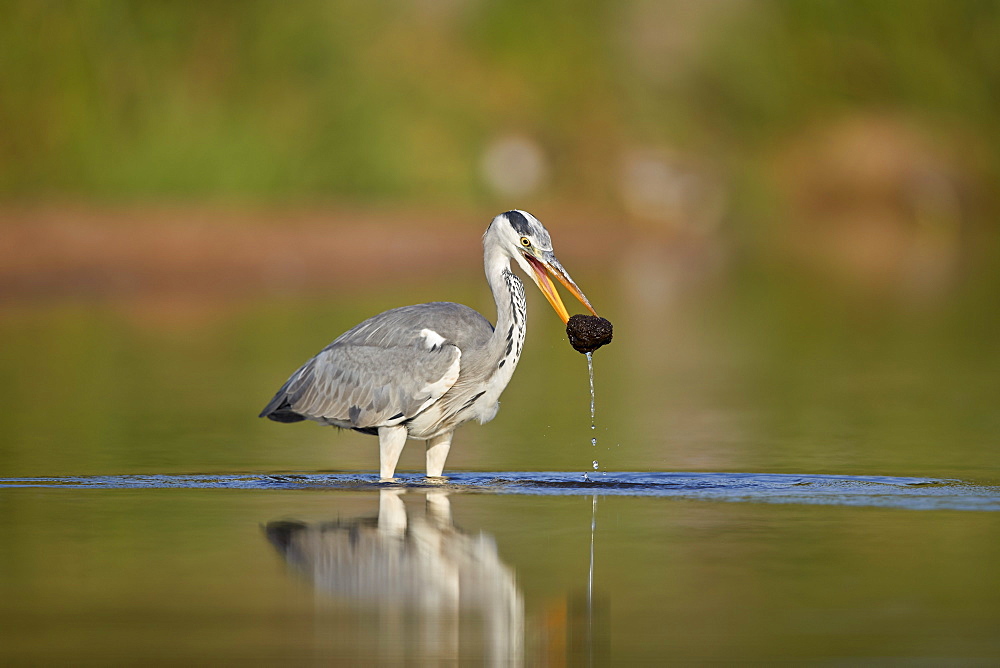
[260,302,495,429]
[261,342,461,429]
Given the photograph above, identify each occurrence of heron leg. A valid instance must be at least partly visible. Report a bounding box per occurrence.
[378,425,408,480]
[425,432,453,478]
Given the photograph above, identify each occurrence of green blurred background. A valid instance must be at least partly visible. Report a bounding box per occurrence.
[2,1,998,212]
[1,0,999,479]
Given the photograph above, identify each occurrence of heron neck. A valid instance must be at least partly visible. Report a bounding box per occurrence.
[484,243,527,365]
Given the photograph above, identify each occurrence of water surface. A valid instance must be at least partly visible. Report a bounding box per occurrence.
[2,479,998,664]
[1,284,999,663]
[3,470,999,511]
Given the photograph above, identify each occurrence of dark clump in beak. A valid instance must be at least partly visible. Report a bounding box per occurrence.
[566,314,613,353]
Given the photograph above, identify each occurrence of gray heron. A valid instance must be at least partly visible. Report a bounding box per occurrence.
[259,210,598,479]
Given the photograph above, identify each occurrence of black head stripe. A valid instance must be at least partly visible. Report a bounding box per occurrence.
[504,210,533,236]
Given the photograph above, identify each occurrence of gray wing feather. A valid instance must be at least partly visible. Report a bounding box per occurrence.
[286,345,459,427]
[260,302,485,429]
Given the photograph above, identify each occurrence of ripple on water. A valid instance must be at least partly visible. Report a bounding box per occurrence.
[1,471,998,511]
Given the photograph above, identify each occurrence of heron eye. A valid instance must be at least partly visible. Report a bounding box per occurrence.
[520,237,531,247]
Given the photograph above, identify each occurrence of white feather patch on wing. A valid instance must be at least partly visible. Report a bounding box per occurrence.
[419,328,447,351]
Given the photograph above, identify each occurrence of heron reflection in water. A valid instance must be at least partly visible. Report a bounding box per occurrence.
[265,490,524,664]
[259,211,598,479]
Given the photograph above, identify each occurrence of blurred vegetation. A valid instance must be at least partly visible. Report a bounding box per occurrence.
[0,0,997,215]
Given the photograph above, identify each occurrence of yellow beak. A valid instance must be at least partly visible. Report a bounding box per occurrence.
[523,252,598,324]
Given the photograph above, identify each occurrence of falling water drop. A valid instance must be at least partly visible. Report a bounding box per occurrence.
[586,352,596,429]
[585,351,603,476]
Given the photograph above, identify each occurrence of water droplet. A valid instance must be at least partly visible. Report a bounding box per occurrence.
[586,352,595,428]
[591,437,597,446]
[592,460,599,470]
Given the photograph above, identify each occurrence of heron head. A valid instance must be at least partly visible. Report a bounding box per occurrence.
[490,210,598,324]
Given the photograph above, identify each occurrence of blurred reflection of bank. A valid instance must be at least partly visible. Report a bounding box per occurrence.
[610,109,986,470]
